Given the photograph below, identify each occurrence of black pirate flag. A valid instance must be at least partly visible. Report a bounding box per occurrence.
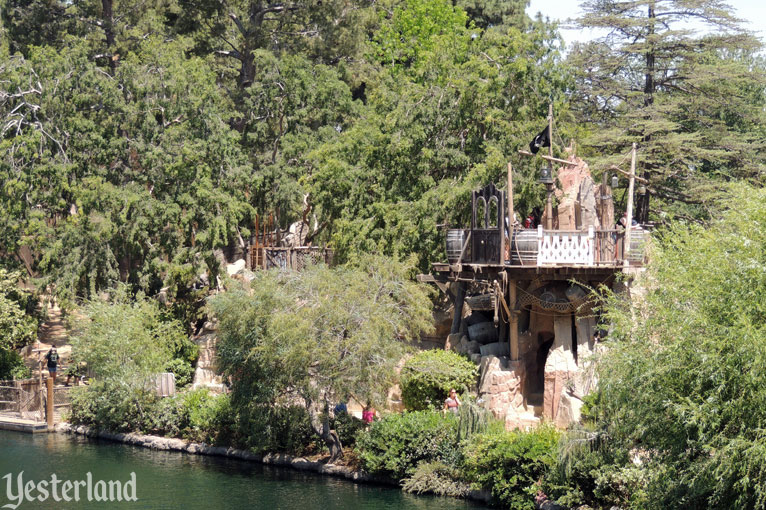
[528,125,550,154]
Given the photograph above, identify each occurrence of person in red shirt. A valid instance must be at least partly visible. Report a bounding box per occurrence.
[362,403,376,424]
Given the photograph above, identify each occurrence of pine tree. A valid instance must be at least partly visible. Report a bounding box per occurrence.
[570,0,766,223]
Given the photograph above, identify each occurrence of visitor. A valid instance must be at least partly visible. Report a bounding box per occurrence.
[444,388,460,415]
[45,345,59,383]
[333,401,347,416]
[362,404,376,424]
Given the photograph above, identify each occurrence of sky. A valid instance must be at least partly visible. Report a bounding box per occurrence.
[526,0,766,48]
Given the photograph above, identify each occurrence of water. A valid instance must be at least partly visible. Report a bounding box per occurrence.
[0,430,487,510]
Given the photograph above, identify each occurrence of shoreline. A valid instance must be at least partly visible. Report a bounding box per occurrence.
[56,423,492,505]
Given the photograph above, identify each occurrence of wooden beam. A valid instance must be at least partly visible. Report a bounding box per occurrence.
[450,282,466,335]
[509,279,519,361]
[507,162,515,226]
[608,164,649,184]
[518,150,578,166]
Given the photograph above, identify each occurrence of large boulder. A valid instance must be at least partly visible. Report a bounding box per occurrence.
[479,356,525,423]
[191,321,224,392]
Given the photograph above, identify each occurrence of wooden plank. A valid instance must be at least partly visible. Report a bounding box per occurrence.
[450,282,466,335]
[518,150,578,166]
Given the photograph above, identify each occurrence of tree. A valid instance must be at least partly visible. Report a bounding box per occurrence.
[0,269,37,351]
[309,16,571,269]
[173,0,372,88]
[210,256,434,461]
[583,184,766,508]
[71,287,186,382]
[570,0,766,223]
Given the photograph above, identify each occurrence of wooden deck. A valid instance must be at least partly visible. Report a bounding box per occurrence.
[0,415,49,433]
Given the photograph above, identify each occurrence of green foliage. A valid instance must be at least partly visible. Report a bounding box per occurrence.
[580,184,766,509]
[0,349,30,380]
[462,425,561,510]
[372,0,470,73]
[164,358,195,390]
[71,288,184,382]
[570,0,766,223]
[210,256,433,452]
[69,380,159,432]
[456,397,502,441]
[400,349,477,411]
[0,269,38,351]
[356,410,460,480]
[402,461,471,498]
[331,412,366,448]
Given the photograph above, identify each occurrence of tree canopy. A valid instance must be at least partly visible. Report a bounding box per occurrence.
[209,257,433,460]
[570,0,766,223]
[582,184,766,508]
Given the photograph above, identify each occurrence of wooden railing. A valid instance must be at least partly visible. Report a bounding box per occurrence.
[445,227,647,267]
[250,246,333,271]
[537,226,594,265]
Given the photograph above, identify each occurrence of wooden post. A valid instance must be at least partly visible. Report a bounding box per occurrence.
[38,360,44,421]
[46,377,54,431]
[546,103,554,230]
[624,143,637,267]
[509,280,519,361]
[507,162,514,227]
[548,102,554,160]
[450,282,466,335]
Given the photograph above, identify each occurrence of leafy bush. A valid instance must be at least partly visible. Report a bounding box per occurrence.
[0,269,38,351]
[400,349,478,411]
[154,388,232,443]
[402,461,471,498]
[69,380,159,432]
[583,185,766,509]
[356,410,460,480]
[0,349,30,380]
[164,358,196,389]
[462,425,561,510]
[332,411,366,447]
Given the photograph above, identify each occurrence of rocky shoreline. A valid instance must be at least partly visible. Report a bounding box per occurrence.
[56,423,492,504]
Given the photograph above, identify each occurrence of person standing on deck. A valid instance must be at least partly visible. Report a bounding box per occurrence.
[45,345,59,383]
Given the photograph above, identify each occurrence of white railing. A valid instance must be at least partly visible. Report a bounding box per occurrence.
[537,226,594,266]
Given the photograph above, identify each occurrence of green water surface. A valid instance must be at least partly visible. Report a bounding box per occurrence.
[0,430,487,510]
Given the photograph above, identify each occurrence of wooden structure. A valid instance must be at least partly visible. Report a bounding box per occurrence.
[421,176,647,429]
[249,212,333,271]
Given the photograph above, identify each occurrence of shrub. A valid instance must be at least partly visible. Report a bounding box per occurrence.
[164,358,195,389]
[356,410,460,480]
[332,411,366,447]
[69,380,159,432]
[402,461,471,498]
[462,425,561,510]
[0,349,30,380]
[400,349,477,411]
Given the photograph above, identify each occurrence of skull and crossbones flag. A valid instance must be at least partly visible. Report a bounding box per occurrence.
[528,125,550,154]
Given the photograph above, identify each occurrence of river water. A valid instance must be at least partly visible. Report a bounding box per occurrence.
[0,430,487,509]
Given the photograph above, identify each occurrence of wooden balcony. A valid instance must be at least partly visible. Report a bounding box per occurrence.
[446,226,646,269]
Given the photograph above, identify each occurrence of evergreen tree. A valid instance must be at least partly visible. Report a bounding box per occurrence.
[570,0,766,223]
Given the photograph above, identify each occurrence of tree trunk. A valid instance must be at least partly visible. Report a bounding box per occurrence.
[102,0,116,72]
[637,1,656,224]
[307,398,344,462]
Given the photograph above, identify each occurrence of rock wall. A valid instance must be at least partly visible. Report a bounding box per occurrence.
[191,321,224,392]
[478,356,525,425]
[543,314,578,421]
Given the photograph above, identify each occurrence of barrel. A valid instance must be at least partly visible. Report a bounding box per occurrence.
[510,229,538,266]
[446,229,468,263]
[467,321,498,345]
